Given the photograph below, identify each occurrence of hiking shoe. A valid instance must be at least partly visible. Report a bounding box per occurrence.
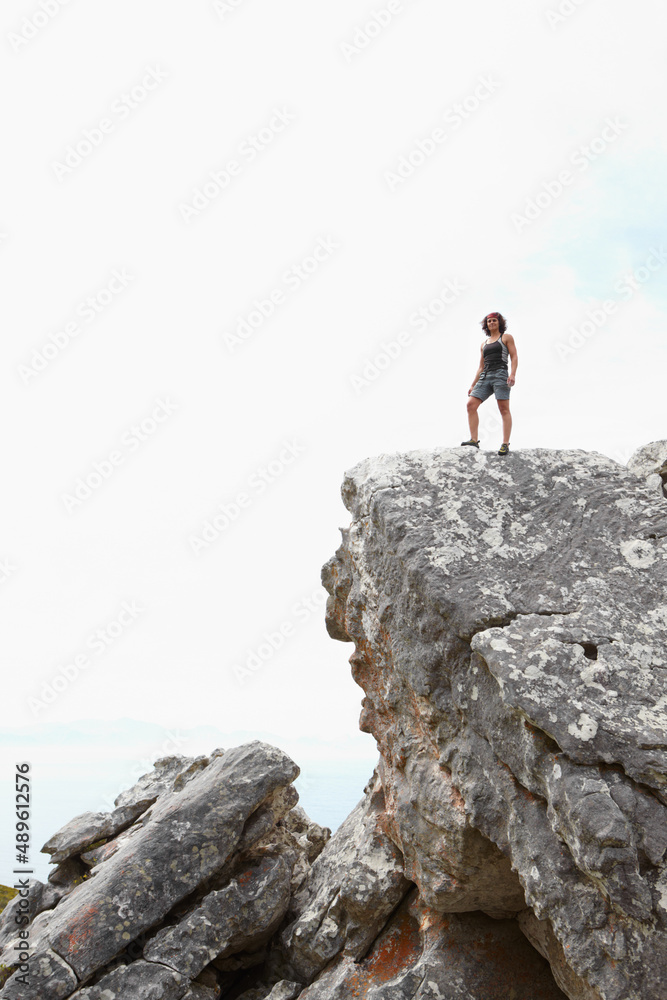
[461,439,480,448]
[498,443,510,456]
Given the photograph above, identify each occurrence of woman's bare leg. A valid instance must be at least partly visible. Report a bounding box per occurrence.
[467,396,482,440]
[497,399,511,443]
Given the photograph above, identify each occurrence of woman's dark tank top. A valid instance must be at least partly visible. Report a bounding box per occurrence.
[483,334,509,371]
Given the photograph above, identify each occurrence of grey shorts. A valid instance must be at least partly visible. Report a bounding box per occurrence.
[470,367,511,402]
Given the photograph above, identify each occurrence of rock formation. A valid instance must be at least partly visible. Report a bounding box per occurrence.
[0,743,327,999]
[2,440,665,999]
[322,440,667,1000]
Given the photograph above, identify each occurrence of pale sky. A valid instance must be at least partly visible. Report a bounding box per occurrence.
[2,0,666,800]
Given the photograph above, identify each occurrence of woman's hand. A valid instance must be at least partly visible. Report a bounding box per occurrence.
[507,375,515,387]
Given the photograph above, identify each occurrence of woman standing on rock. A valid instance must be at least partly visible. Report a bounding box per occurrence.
[461,311,517,455]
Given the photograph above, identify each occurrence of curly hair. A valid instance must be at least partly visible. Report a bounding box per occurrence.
[481,312,507,336]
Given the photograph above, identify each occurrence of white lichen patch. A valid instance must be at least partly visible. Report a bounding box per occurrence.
[615,497,641,515]
[637,695,667,734]
[649,605,667,628]
[490,637,515,653]
[482,528,504,548]
[426,543,469,570]
[620,538,657,569]
[656,867,667,913]
[393,494,433,509]
[578,662,606,693]
[568,713,598,741]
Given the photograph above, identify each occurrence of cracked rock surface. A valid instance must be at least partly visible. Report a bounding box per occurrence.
[322,446,667,1000]
[278,767,412,982]
[0,742,311,1000]
[298,889,566,999]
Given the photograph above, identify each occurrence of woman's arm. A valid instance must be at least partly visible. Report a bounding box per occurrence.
[505,334,518,386]
[468,345,485,394]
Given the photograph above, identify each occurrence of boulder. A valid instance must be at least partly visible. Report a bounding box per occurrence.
[298,889,567,999]
[113,754,213,811]
[42,756,215,868]
[0,742,299,1000]
[144,855,291,978]
[69,960,188,999]
[236,984,301,1000]
[626,438,667,479]
[0,949,77,1000]
[279,767,411,982]
[41,804,149,865]
[322,447,667,1000]
[0,880,64,951]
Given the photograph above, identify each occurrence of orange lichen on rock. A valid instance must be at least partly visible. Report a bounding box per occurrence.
[449,782,466,813]
[63,903,101,953]
[340,902,422,997]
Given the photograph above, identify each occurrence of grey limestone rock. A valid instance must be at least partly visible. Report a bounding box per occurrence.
[0,742,300,1000]
[41,803,149,865]
[182,986,220,1000]
[282,806,329,864]
[0,879,64,951]
[235,985,301,1000]
[47,856,89,888]
[298,889,566,999]
[113,753,213,812]
[144,855,291,978]
[41,755,214,870]
[236,985,301,1000]
[235,786,299,855]
[247,805,330,902]
[1,948,77,1000]
[70,960,188,999]
[8,444,666,1000]
[626,438,667,478]
[265,983,302,1000]
[322,446,667,1000]
[0,901,60,968]
[279,767,411,982]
